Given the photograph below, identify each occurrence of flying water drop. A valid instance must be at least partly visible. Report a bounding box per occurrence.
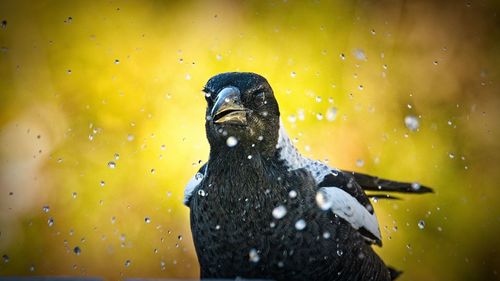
[226,136,238,147]
[73,246,81,256]
[272,205,287,219]
[326,107,337,121]
[418,220,425,230]
[404,115,420,131]
[249,248,260,263]
[315,191,332,210]
[295,219,306,230]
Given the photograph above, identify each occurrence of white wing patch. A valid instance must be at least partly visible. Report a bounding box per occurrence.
[277,120,381,241]
[318,187,381,241]
[277,119,339,184]
[183,165,207,205]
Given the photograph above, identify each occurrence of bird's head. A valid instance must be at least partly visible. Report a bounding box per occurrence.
[203,72,280,156]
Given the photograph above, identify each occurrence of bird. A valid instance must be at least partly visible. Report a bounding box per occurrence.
[184,72,433,281]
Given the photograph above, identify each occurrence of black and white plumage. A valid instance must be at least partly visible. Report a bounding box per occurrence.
[184,72,432,281]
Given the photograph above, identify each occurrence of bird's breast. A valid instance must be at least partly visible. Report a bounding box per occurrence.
[188,164,352,279]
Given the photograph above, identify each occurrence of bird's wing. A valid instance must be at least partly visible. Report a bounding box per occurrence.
[342,170,434,194]
[316,172,382,245]
[317,186,382,245]
[276,121,382,245]
[183,163,207,206]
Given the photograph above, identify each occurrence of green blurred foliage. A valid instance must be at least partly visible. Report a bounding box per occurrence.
[0,0,499,280]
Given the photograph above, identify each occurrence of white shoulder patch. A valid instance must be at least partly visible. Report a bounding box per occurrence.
[317,186,381,241]
[276,119,339,183]
[277,120,381,242]
[183,165,207,206]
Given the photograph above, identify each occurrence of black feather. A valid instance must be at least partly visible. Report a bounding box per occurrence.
[366,194,402,200]
[343,170,434,194]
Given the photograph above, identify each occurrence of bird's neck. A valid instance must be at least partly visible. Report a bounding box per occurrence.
[206,146,286,199]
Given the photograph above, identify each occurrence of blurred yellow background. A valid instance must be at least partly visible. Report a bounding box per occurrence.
[0,0,499,280]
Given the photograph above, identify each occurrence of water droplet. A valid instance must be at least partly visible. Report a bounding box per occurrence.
[289,190,297,198]
[145,217,151,224]
[418,220,425,230]
[100,180,105,187]
[336,249,343,256]
[290,71,297,78]
[340,53,346,60]
[178,235,183,241]
[411,182,421,191]
[315,96,322,103]
[2,254,9,263]
[48,217,54,227]
[356,159,364,167]
[64,16,73,24]
[295,219,306,230]
[67,69,72,74]
[73,246,81,256]
[107,161,116,169]
[124,260,131,267]
[1,20,7,29]
[72,192,77,199]
[216,54,222,60]
[127,134,135,141]
[272,205,287,219]
[287,114,297,123]
[150,168,156,174]
[185,74,191,80]
[160,144,166,150]
[114,59,120,64]
[358,85,364,91]
[114,153,120,160]
[42,205,50,213]
[215,225,221,230]
[226,136,238,147]
[326,107,337,121]
[197,189,207,197]
[323,232,331,239]
[297,109,305,120]
[194,172,204,181]
[353,48,366,60]
[404,115,420,131]
[448,152,455,159]
[249,248,260,263]
[316,113,323,120]
[315,191,332,210]
[29,264,35,272]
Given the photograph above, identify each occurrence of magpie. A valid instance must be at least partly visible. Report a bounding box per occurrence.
[184,72,432,281]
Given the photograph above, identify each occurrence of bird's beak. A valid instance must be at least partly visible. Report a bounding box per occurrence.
[210,86,248,126]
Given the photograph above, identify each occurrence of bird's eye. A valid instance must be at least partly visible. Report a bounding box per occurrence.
[254,92,267,107]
